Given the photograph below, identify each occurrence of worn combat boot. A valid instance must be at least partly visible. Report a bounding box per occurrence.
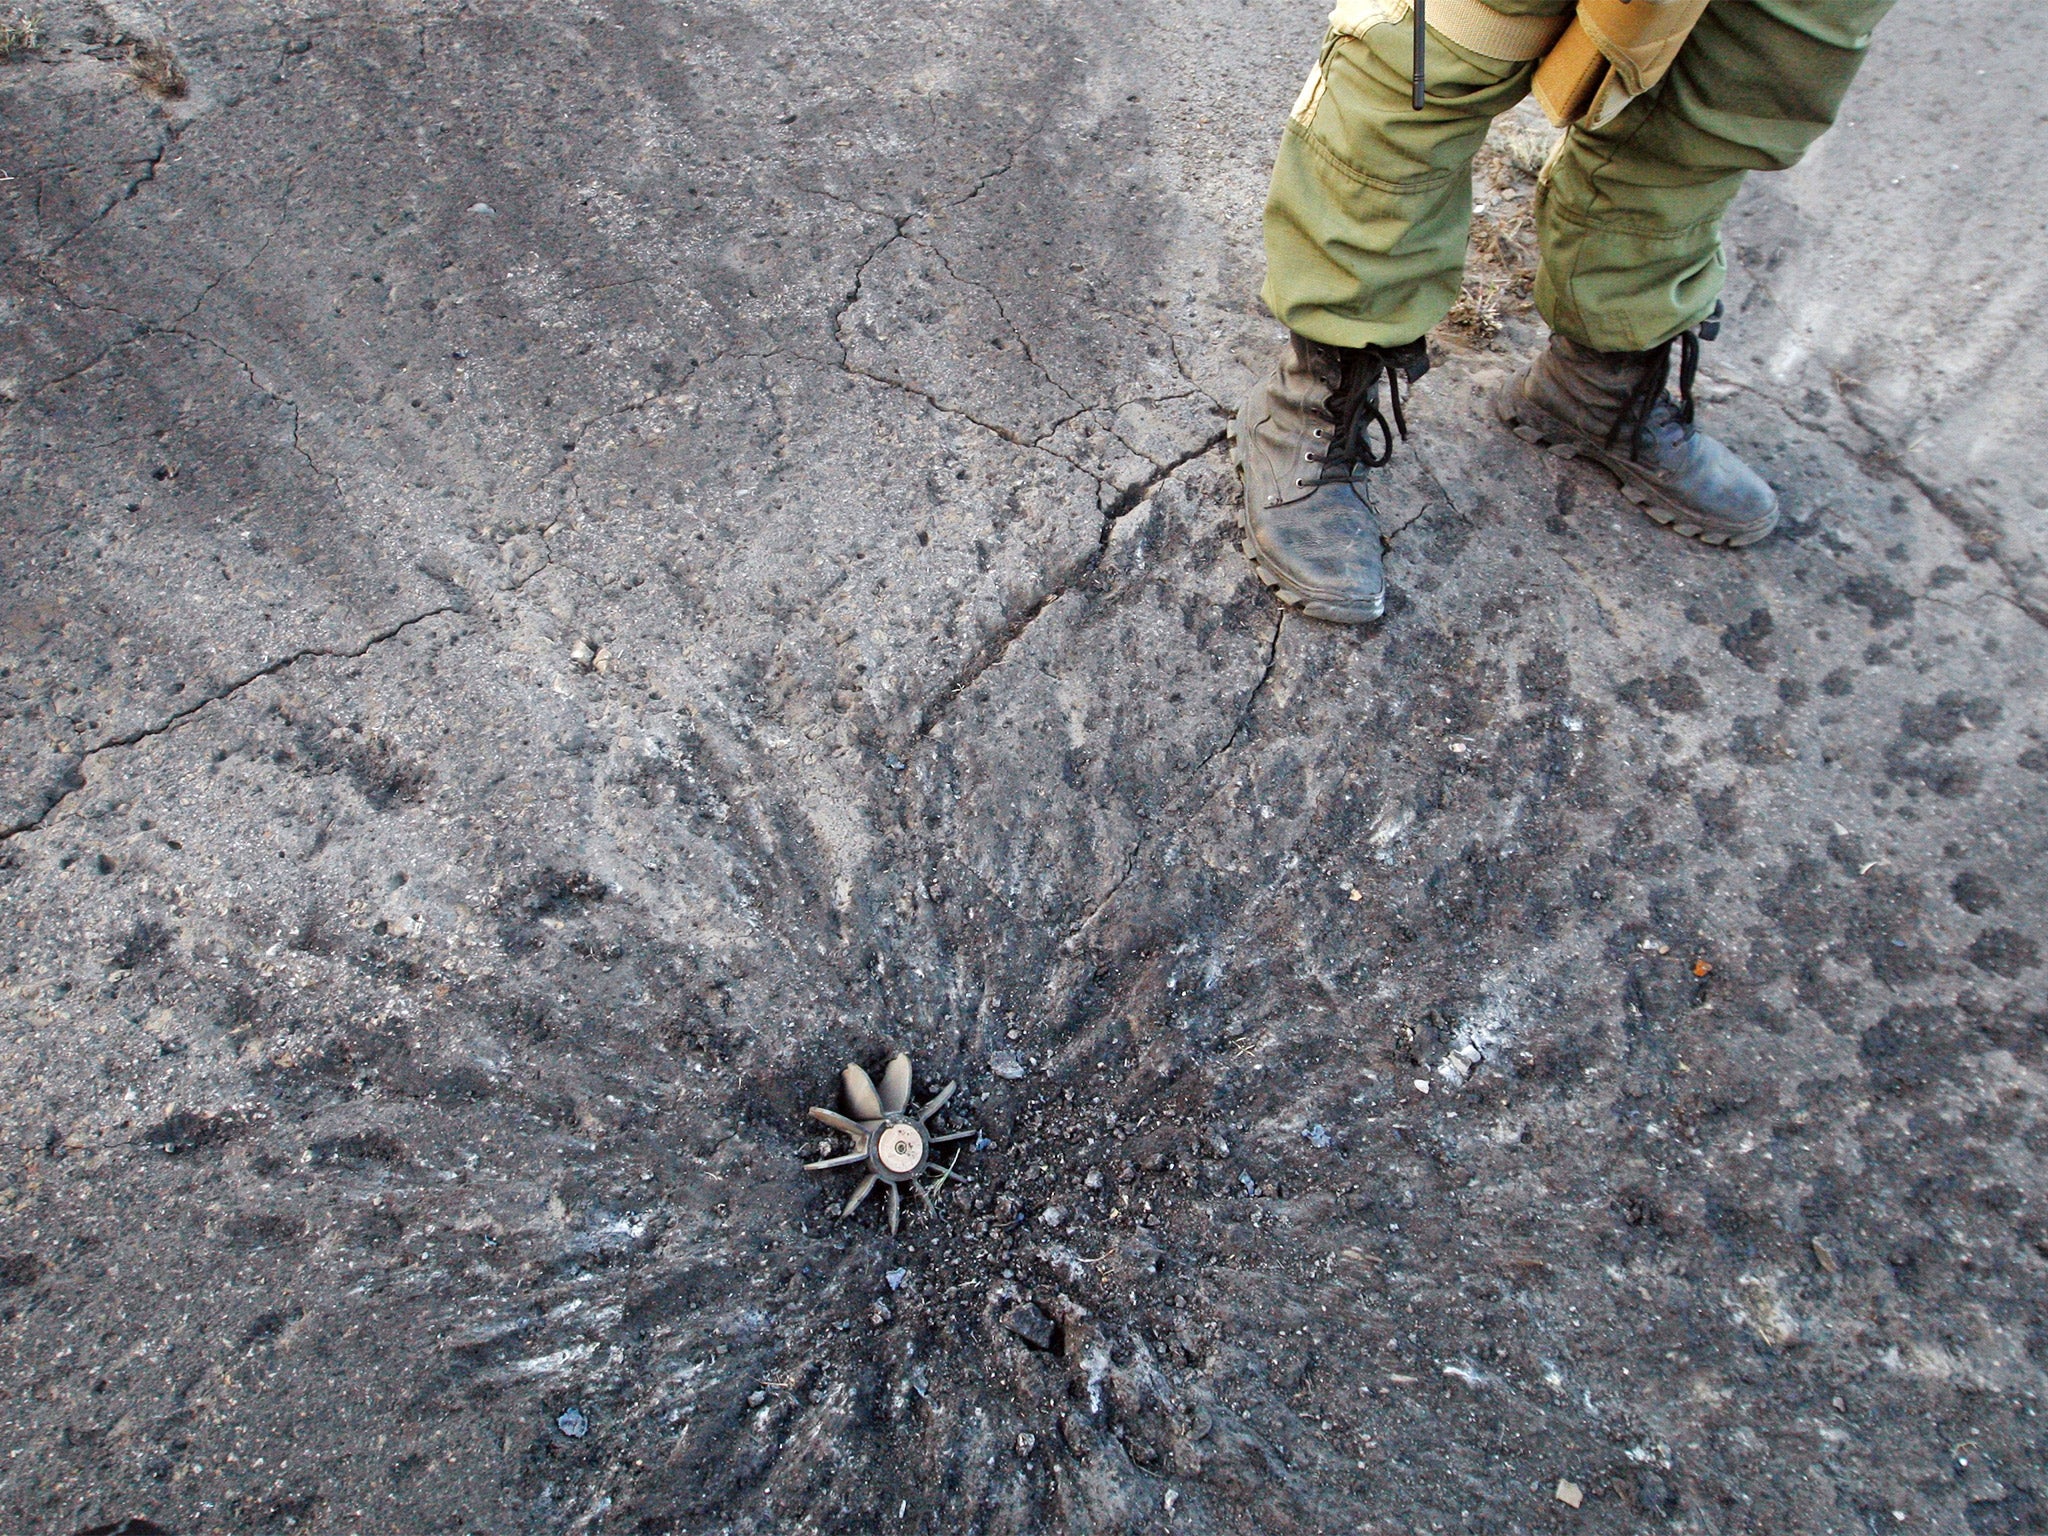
[1494,316,1778,546]
[1230,334,1429,624]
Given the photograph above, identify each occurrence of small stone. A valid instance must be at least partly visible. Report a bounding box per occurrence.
[747,1389,767,1407]
[557,1406,588,1439]
[1555,1479,1583,1509]
[569,638,597,670]
[1016,1431,1037,1455]
[1413,1078,1431,1095]
[1002,1302,1056,1350]
[1083,1169,1102,1190]
[1305,1123,1331,1149]
[1811,1235,1840,1273]
[1437,1042,1484,1091]
[886,1267,909,1291]
[1039,1205,1065,1227]
[870,1299,892,1326]
[989,1051,1026,1080]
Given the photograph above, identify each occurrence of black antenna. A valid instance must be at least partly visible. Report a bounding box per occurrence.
[1412,0,1427,110]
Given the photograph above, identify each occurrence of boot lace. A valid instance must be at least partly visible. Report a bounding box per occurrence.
[1605,302,1721,461]
[1303,339,1429,489]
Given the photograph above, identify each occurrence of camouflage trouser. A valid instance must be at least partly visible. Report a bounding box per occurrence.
[1262,0,1895,352]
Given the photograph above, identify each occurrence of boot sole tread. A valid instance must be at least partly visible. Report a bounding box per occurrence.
[1498,390,1777,548]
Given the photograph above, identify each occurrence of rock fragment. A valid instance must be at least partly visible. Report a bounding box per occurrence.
[1002,1302,1056,1350]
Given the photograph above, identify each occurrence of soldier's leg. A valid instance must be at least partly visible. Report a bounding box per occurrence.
[1499,0,1896,545]
[1262,1,1552,348]
[1244,2,1555,622]
[1536,0,1898,351]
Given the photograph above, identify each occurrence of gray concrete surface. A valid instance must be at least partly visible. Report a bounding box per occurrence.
[2,2,2044,1533]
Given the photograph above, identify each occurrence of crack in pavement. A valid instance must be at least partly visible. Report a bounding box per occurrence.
[919,239,1088,414]
[1113,304,1232,414]
[182,327,346,502]
[822,140,1161,490]
[824,206,1083,463]
[20,158,305,432]
[40,128,173,260]
[1059,606,1284,956]
[0,603,467,843]
[1714,372,2048,632]
[1211,606,1284,763]
[1824,375,2048,634]
[12,296,346,507]
[910,427,1228,739]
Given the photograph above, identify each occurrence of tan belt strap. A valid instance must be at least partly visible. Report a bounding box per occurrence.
[1348,0,1571,61]
[1415,0,1572,61]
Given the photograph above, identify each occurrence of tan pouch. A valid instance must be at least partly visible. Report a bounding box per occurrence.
[1532,0,1711,129]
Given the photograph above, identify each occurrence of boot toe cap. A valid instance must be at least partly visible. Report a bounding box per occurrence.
[1242,493,1388,620]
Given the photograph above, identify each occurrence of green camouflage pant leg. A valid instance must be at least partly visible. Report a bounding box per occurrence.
[1536,0,1897,351]
[1261,5,1537,348]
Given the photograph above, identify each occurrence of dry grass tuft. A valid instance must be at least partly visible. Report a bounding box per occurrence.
[0,10,43,59]
[1446,281,1505,341]
[126,36,186,98]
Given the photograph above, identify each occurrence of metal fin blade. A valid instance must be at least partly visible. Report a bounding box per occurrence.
[887,1182,901,1235]
[916,1080,957,1122]
[841,1063,884,1122]
[928,1127,978,1144]
[841,1174,878,1218]
[804,1150,869,1171]
[879,1053,913,1115]
[808,1106,869,1142]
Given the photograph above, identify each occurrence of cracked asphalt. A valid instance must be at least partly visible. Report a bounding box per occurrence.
[3,2,2045,1533]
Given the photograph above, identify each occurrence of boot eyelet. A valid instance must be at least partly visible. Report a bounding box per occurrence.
[1295,479,1310,488]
